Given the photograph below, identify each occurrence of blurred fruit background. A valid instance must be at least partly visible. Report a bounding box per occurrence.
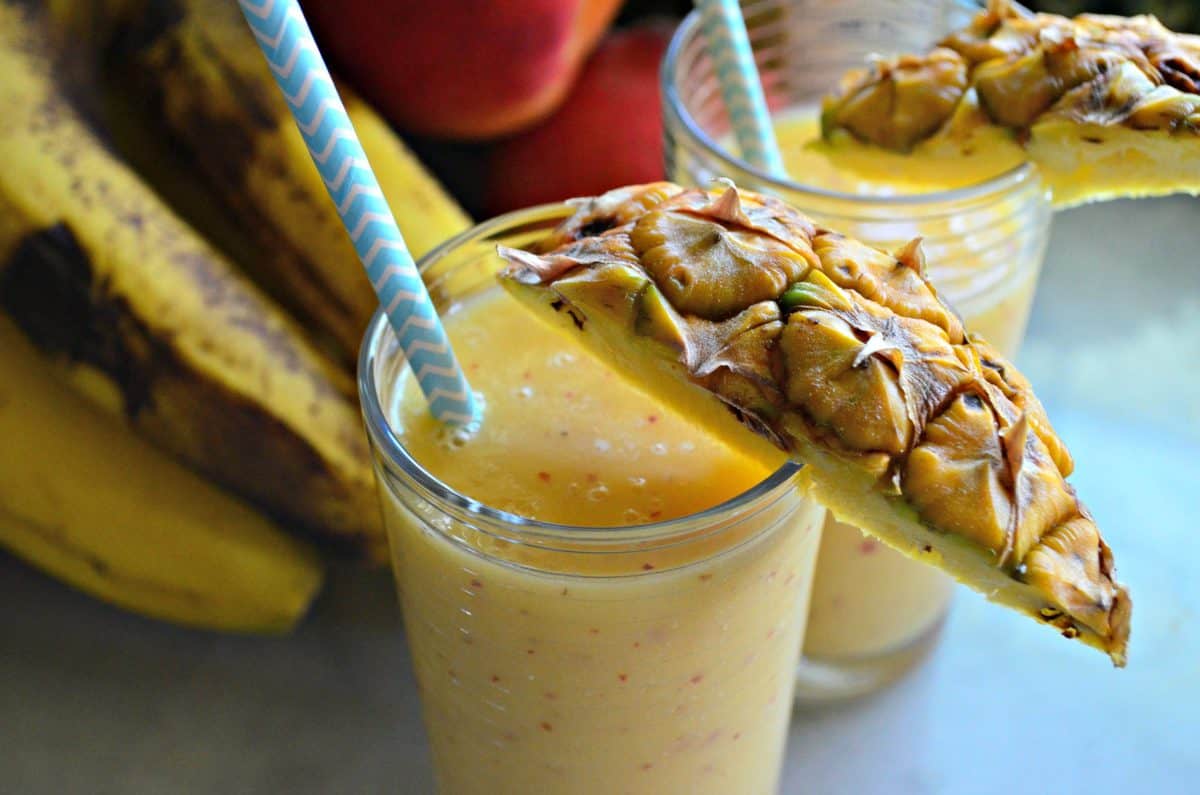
[1,0,1194,635]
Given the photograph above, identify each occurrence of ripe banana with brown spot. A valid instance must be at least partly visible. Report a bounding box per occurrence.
[52,0,473,364]
[0,2,384,558]
[0,313,324,633]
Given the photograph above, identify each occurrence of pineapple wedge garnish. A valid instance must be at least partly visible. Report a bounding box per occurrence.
[498,181,1131,666]
[820,0,1200,207]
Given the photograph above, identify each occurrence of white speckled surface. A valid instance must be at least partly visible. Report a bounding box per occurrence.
[3,197,1198,794]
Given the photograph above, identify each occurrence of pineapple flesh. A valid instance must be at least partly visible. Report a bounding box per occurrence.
[499,182,1131,666]
[820,0,1200,207]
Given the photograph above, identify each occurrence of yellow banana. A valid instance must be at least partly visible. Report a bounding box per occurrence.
[54,0,473,364]
[0,315,324,633]
[0,3,384,558]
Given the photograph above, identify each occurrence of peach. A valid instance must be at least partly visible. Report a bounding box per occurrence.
[484,22,672,215]
[305,0,623,140]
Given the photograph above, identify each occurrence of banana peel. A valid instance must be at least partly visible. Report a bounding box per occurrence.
[0,314,324,634]
[0,2,384,559]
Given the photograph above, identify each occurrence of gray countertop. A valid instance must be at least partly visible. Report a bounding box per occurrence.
[3,196,1199,794]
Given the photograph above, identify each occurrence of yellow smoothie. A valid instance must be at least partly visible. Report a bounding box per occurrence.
[771,110,1042,664]
[780,111,1026,197]
[381,285,824,794]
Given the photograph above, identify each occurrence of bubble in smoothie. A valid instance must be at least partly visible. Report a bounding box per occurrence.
[460,326,486,348]
[548,351,576,368]
[623,507,648,524]
[435,426,472,451]
[499,497,541,519]
[587,484,610,502]
[430,397,485,451]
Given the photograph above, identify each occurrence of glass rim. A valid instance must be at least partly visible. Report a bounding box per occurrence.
[357,203,804,548]
[661,6,1038,208]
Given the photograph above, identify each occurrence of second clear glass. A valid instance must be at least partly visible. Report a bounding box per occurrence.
[662,0,1054,702]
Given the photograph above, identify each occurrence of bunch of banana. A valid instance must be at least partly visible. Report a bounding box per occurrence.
[51,0,473,365]
[0,1,343,630]
[0,0,467,630]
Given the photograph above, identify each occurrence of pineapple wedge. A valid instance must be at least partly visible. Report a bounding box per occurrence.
[498,181,1131,666]
[820,0,1200,207]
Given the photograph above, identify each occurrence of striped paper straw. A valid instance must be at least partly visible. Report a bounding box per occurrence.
[237,0,477,426]
[694,0,786,177]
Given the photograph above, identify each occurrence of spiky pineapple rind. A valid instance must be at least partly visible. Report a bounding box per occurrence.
[821,0,1199,204]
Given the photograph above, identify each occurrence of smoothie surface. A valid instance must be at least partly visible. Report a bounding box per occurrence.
[393,286,770,527]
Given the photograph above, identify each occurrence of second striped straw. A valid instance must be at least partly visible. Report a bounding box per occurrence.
[694,0,787,178]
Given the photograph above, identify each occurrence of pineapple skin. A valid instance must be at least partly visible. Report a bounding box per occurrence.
[500,181,1131,665]
[820,0,1199,205]
[824,0,1200,150]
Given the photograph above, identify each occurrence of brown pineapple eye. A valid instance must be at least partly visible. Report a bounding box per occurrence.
[779,309,912,456]
[825,49,967,150]
[630,210,810,320]
[1022,518,1117,637]
[904,391,1012,554]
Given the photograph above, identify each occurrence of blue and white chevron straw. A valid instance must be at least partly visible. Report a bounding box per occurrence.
[237,0,477,425]
[695,0,786,177]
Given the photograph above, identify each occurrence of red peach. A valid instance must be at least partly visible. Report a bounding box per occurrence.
[305,0,623,139]
[484,22,673,215]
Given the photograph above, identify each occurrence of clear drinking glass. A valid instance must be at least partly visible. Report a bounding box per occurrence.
[359,206,828,794]
[662,0,1053,703]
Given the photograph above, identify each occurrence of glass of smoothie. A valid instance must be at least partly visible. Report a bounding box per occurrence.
[662,0,1054,702]
[359,205,828,794]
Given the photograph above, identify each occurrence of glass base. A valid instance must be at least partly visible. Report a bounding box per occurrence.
[793,612,948,707]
